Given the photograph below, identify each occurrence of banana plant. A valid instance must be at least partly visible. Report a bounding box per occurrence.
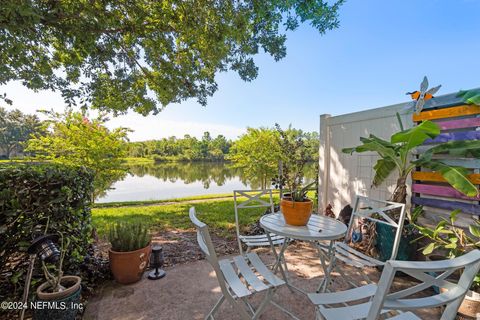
[343,120,479,205]
[457,89,480,105]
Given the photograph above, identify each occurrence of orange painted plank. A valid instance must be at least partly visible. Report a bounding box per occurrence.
[412,171,480,184]
[412,105,480,121]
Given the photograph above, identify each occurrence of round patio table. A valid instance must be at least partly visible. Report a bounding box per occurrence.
[260,212,347,294]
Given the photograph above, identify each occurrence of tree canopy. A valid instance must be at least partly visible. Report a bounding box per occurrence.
[127,133,232,161]
[25,109,129,199]
[228,127,281,189]
[0,107,43,158]
[0,1,343,114]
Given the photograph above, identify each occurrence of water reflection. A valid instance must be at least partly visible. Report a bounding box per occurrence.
[97,162,316,203]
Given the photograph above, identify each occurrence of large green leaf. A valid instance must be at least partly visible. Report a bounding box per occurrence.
[343,135,399,162]
[469,224,480,238]
[422,161,479,197]
[420,140,480,161]
[391,120,440,150]
[372,158,397,187]
[422,242,436,255]
[457,89,480,105]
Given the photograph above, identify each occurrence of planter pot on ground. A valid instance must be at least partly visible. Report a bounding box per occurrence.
[280,198,313,226]
[375,222,417,262]
[34,275,82,320]
[109,244,151,284]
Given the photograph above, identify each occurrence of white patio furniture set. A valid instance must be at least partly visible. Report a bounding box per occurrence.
[189,190,480,320]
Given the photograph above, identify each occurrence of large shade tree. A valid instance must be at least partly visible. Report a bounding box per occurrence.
[0,0,343,114]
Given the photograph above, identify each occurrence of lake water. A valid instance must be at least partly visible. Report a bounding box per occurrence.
[97,162,316,203]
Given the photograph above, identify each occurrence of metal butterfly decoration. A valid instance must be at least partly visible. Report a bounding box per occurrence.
[406,76,441,114]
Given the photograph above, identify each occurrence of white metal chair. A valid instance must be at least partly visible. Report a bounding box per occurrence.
[320,195,406,290]
[189,207,298,320]
[308,249,480,320]
[233,189,286,255]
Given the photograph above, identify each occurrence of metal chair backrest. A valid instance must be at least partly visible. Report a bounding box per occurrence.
[189,207,231,297]
[367,250,480,320]
[346,195,406,260]
[233,189,275,253]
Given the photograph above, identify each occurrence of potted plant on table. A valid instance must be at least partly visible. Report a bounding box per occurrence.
[34,235,82,320]
[273,124,316,226]
[415,210,480,318]
[108,223,151,284]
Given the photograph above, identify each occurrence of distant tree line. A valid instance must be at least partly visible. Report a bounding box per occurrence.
[127,132,232,162]
[0,108,320,167]
[127,128,319,163]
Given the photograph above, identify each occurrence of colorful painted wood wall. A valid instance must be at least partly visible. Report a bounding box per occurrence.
[411,91,480,225]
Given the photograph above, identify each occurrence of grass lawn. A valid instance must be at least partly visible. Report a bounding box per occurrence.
[0,159,35,163]
[93,193,237,208]
[121,157,155,165]
[92,191,317,238]
[92,197,272,238]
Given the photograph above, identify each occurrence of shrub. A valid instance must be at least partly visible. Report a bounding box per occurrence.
[108,223,151,252]
[0,163,94,303]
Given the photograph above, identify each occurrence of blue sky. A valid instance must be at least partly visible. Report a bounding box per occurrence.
[2,0,480,141]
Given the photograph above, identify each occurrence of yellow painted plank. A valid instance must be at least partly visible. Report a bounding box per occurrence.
[412,171,480,185]
[412,105,480,122]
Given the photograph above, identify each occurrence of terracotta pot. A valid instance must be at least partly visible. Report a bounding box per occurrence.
[280,198,313,226]
[35,276,82,320]
[109,243,151,284]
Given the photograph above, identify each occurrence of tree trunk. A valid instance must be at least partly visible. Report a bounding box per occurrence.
[4,144,14,159]
[390,176,407,204]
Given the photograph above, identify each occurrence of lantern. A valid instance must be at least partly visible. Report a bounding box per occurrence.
[27,234,60,263]
[148,244,166,280]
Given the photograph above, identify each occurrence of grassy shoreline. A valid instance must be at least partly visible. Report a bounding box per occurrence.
[93,193,237,208]
[121,157,232,165]
[91,191,315,238]
[92,194,275,237]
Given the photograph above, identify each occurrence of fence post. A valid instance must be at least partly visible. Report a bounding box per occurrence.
[319,114,331,214]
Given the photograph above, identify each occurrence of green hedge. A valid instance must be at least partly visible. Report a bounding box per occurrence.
[0,163,95,302]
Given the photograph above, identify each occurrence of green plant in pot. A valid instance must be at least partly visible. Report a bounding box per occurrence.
[273,124,316,226]
[34,235,82,320]
[415,210,480,318]
[108,223,151,284]
[342,116,479,260]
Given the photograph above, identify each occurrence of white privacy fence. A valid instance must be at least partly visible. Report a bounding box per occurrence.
[318,101,414,215]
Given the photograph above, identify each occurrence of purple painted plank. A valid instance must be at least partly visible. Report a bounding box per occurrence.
[436,118,480,130]
[412,197,480,215]
[424,130,480,144]
[412,184,480,201]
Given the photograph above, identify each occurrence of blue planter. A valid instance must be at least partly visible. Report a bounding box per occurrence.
[375,222,417,262]
[34,283,81,320]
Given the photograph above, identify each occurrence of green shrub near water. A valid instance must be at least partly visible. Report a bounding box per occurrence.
[108,223,151,252]
[0,163,94,303]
